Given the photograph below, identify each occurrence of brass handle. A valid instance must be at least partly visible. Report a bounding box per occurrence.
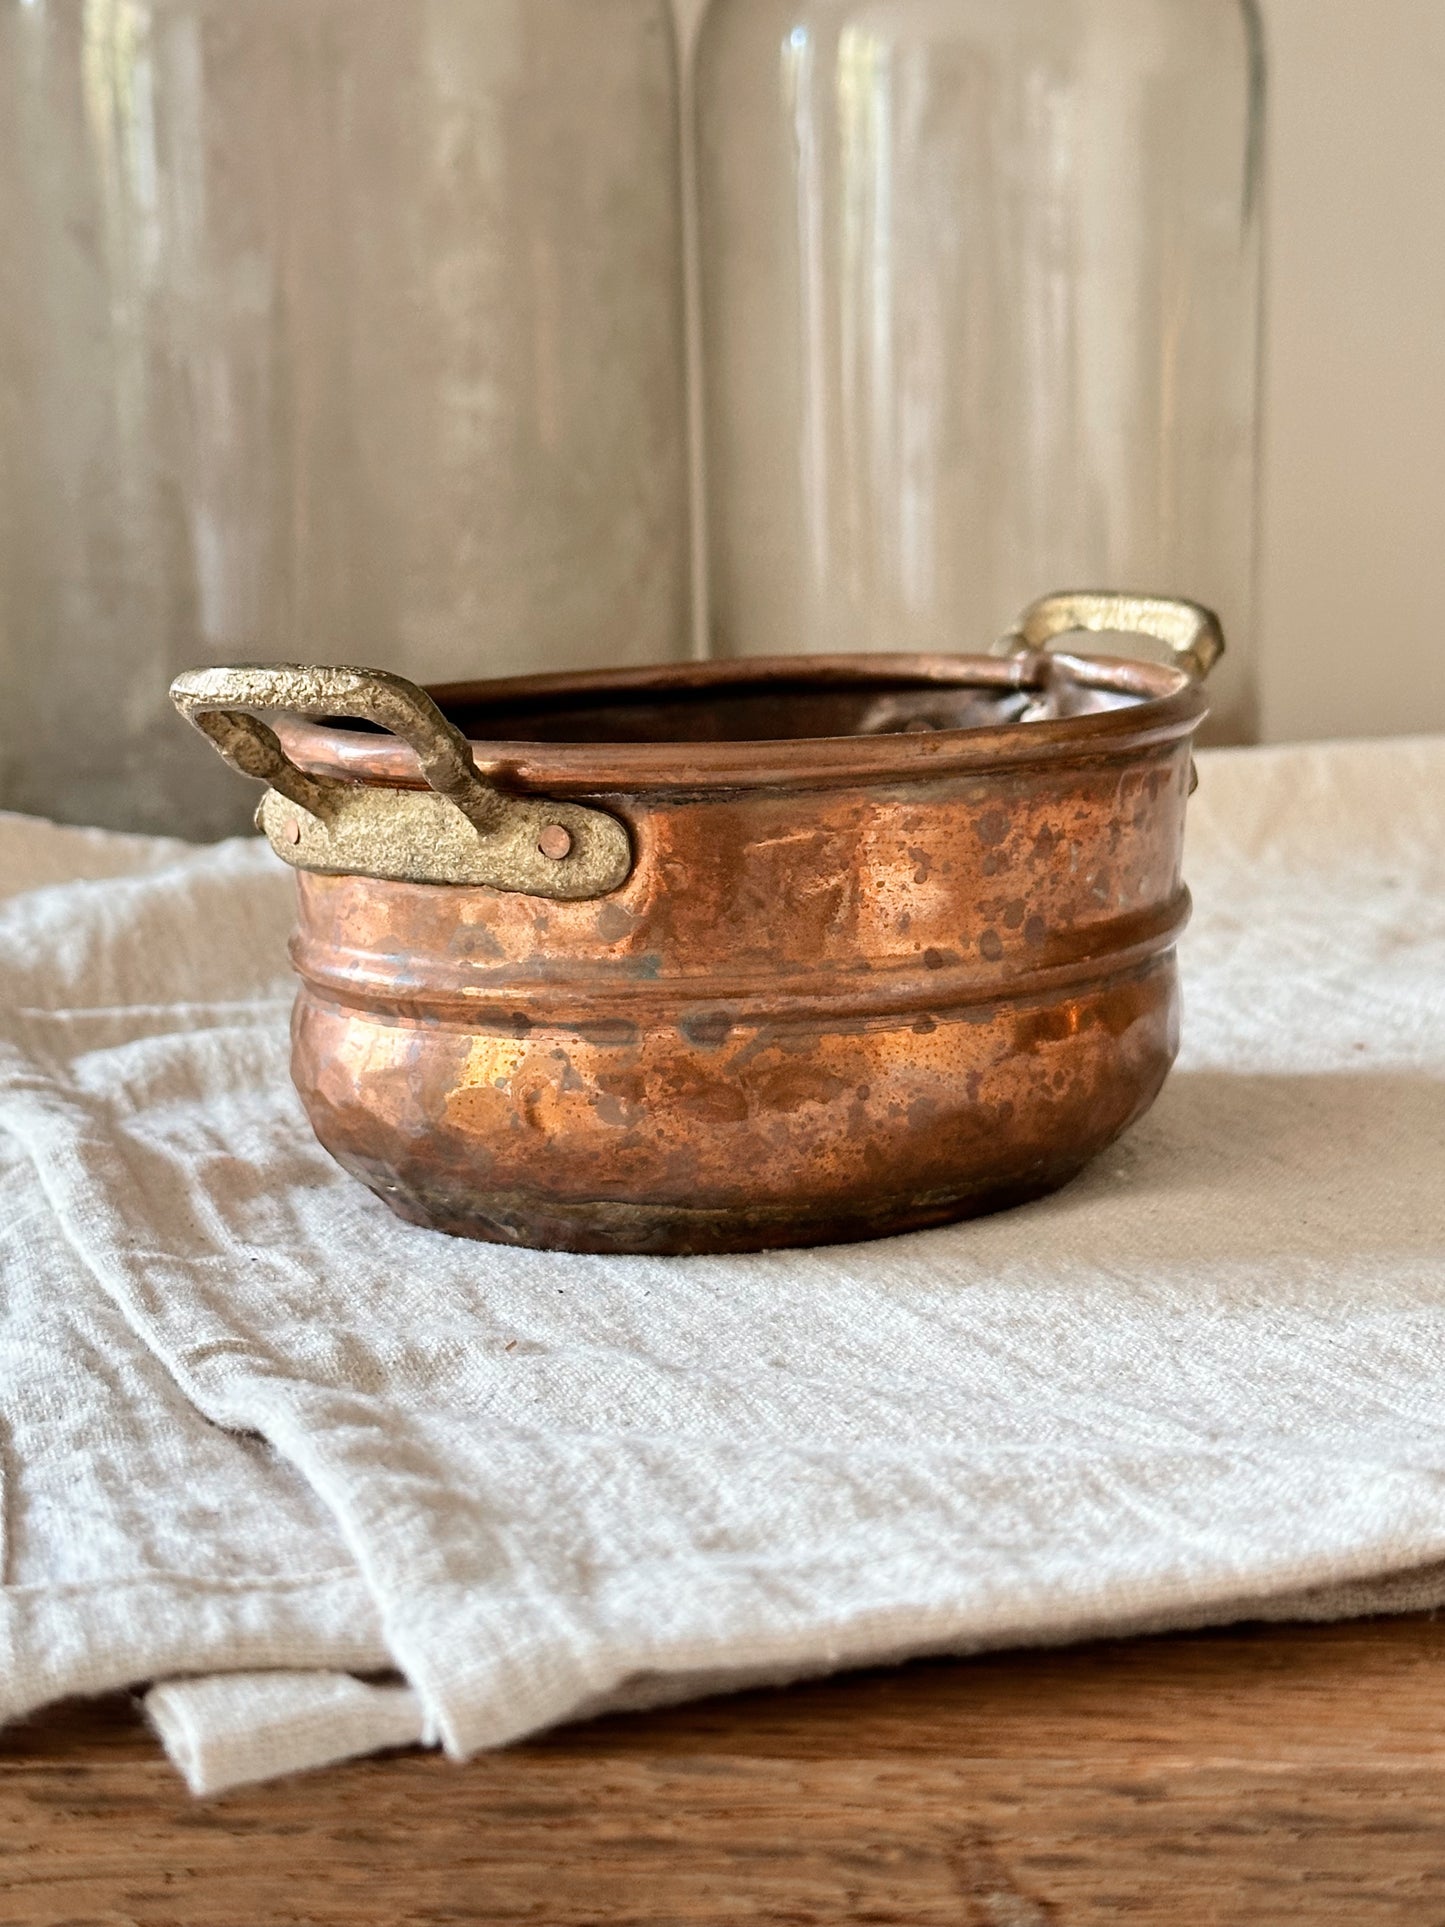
[993,591,1225,681]
[170,663,632,899]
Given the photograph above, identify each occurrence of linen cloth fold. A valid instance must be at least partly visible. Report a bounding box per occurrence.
[2,737,1443,1792]
[0,828,392,1762]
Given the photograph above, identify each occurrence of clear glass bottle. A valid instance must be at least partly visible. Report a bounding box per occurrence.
[694,0,1264,742]
[0,0,690,835]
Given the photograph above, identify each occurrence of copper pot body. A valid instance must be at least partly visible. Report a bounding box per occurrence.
[272,651,1207,1254]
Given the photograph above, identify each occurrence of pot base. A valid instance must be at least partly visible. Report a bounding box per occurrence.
[333,1150,1094,1256]
[294,950,1181,1259]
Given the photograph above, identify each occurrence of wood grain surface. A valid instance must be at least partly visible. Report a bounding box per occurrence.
[5,1617,1445,1926]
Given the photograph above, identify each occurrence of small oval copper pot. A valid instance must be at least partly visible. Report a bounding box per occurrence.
[171,592,1221,1255]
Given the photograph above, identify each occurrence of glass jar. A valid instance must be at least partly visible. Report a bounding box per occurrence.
[0,0,690,835]
[694,0,1264,742]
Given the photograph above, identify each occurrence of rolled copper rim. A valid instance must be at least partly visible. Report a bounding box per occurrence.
[274,650,1206,797]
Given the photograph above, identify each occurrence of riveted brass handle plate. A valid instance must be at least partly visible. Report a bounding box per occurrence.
[170,664,633,898]
[992,591,1225,681]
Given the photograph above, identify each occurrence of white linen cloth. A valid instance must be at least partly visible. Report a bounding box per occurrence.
[1,738,1443,1793]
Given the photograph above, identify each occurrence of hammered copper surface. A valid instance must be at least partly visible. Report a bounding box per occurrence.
[278,651,1205,1254]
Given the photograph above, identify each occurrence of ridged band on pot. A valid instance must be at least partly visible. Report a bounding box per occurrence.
[171,590,1221,1255]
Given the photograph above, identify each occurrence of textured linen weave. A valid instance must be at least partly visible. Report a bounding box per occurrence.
[1,739,1442,1791]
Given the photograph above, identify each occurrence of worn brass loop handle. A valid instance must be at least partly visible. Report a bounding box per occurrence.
[170,663,633,899]
[992,591,1225,681]
[170,664,502,829]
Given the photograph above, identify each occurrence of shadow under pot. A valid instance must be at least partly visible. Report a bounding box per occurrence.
[171,591,1222,1255]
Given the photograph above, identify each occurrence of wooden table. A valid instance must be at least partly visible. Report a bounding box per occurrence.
[4,1616,1445,1924]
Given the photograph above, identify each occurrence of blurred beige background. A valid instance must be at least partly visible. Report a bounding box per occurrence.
[1256,0,1445,743]
[676,0,1445,746]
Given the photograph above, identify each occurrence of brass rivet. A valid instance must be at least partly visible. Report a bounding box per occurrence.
[537,824,572,862]
[284,817,302,845]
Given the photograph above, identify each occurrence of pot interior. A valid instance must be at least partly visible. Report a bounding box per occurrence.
[331,655,1161,749]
